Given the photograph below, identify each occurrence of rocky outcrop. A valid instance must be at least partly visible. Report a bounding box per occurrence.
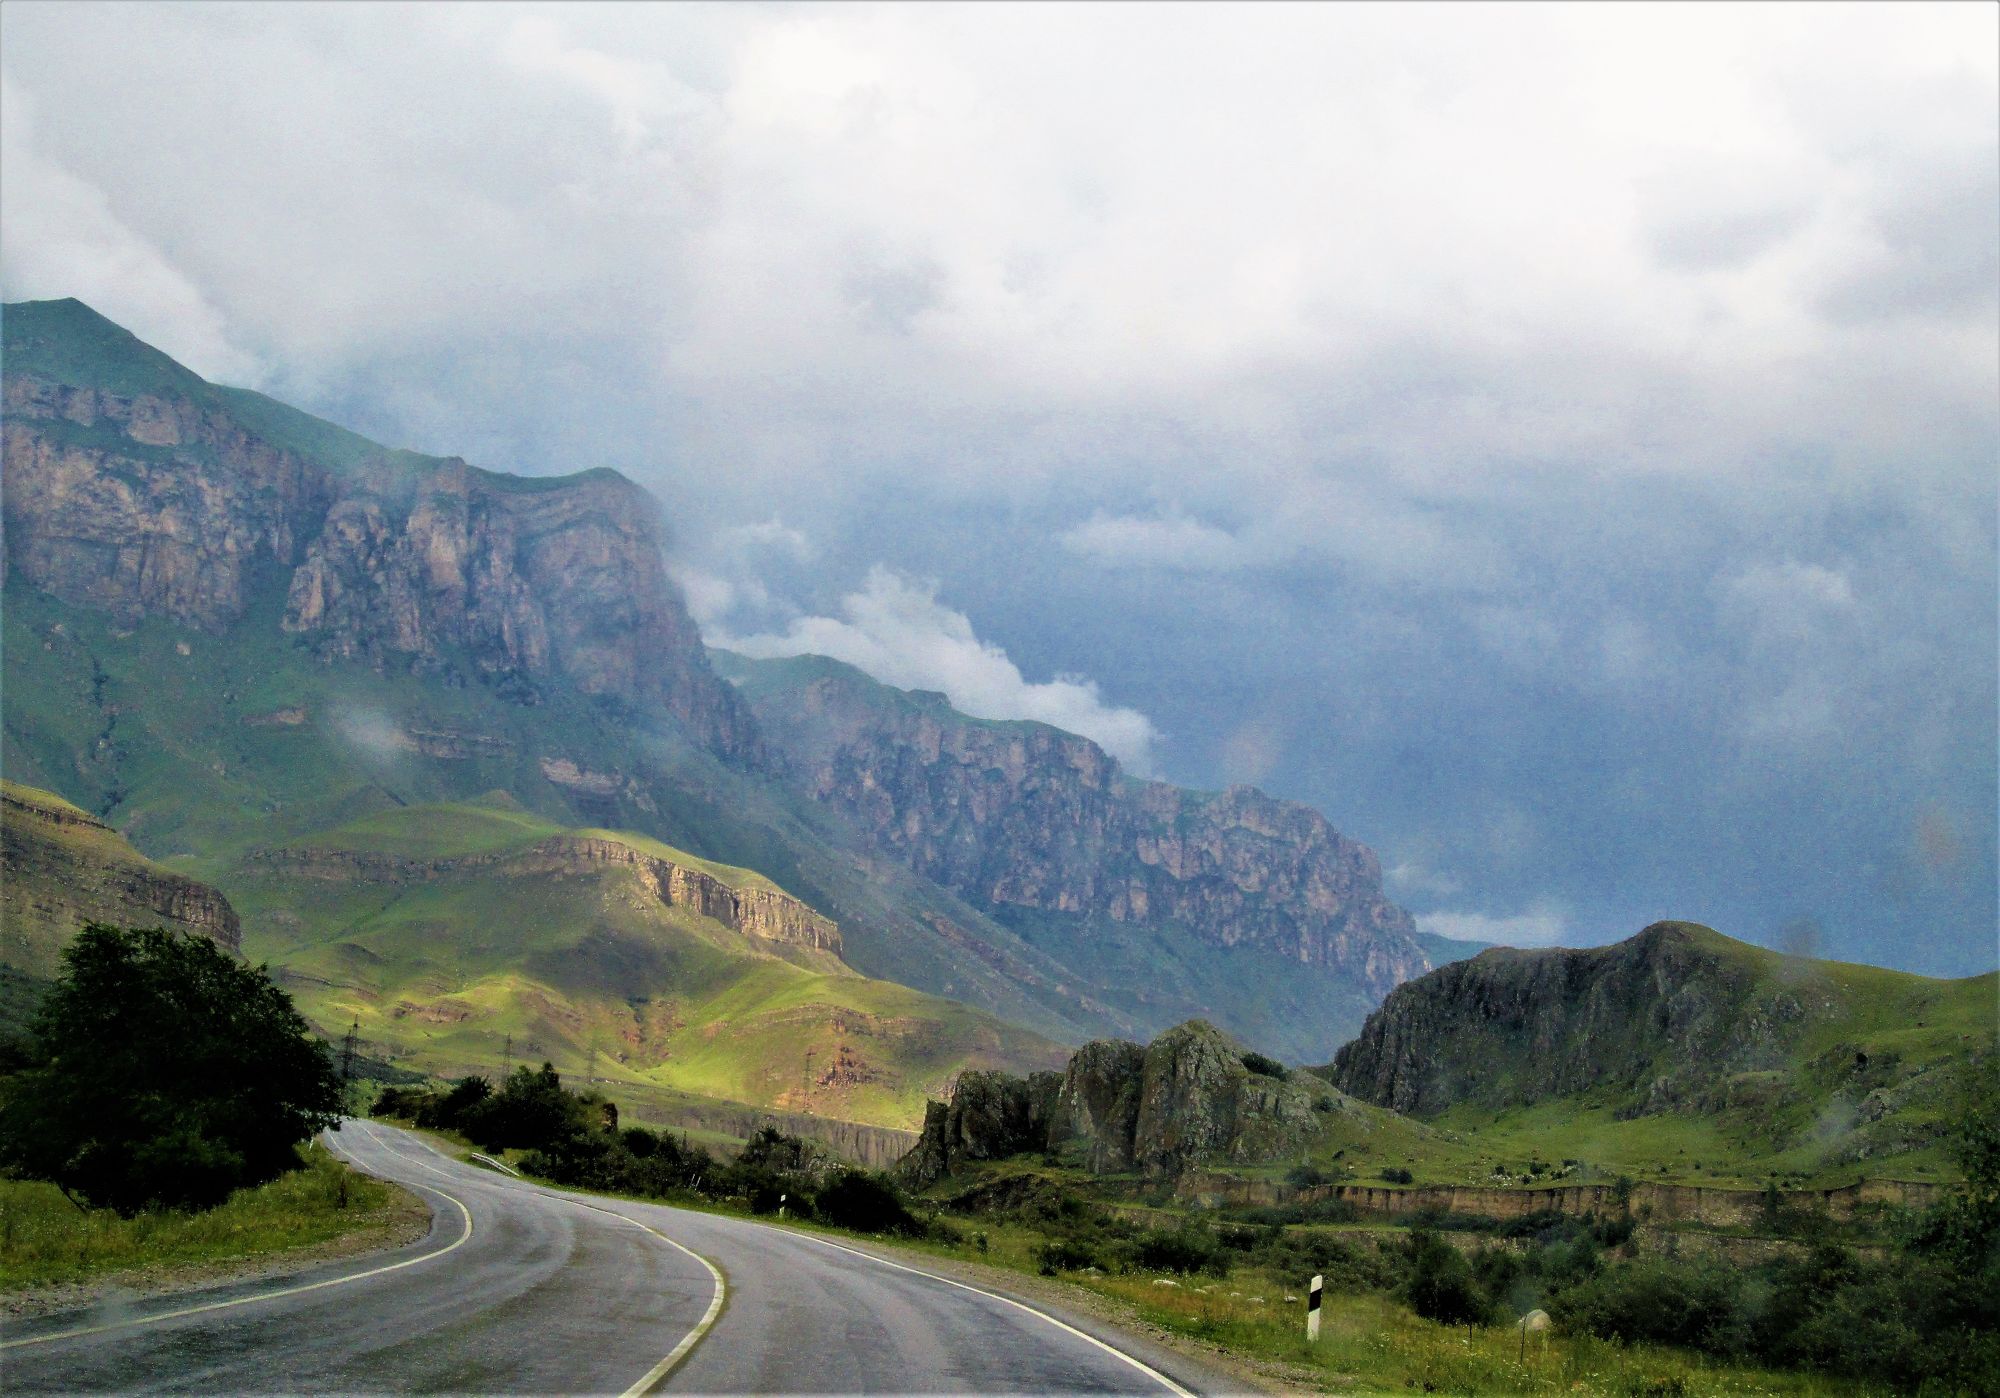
[1,298,753,759]
[245,833,840,957]
[1330,921,1816,1118]
[0,376,334,628]
[900,1019,1336,1185]
[729,657,1427,1000]
[1,780,241,979]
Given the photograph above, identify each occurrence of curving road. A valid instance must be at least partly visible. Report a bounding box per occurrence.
[2,1121,1226,1395]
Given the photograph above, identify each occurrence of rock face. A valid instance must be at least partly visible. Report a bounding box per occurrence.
[1330,921,1808,1118]
[728,656,1427,1000]
[1,298,753,758]
[1,780,241,980]
[900,1018,1336,1185]
[244,833,840,958]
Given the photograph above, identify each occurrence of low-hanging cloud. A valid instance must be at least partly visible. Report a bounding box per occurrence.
[718,566,1161,774]
[1417,902,1570,950]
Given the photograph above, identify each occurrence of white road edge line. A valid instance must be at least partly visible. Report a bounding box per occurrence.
[355,1122,726,1396]
[0,1137,474,1352]
[788,1232,1198,1397]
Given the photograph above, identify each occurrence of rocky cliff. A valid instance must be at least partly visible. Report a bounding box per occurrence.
[900,1019,1346,1185]
[721,654,1427,1002]
[1,298,752,757]
[1,779,241,981]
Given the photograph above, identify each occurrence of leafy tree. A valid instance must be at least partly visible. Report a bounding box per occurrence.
[0,924,341,1214]
[1401,1228,1490,1325]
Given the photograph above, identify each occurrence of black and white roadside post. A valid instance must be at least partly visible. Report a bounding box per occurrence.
[1306,1274,1322,1342]
[778,1193,787,1220]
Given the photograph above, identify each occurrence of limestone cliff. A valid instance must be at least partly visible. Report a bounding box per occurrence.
[1,779,241,981]
[721,654,1427,1002]
[1,298,753,758]
[900,1018,1342,1185]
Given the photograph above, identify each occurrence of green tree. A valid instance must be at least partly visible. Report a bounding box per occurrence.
[0,924,342,1214]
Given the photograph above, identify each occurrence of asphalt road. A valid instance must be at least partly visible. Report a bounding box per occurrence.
[2,1121,1226,1395]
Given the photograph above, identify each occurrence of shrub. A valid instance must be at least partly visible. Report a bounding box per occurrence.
[1240,1051,1289,1080]
[1036,1236,1101,1274]
[1137,1226,1227,1276]
[1380,1167,1415,1185]
[815,1170,923,1236]
[0,925,341,1214]
[1400,1229,1490,1325]
[1552,1258,1746,1354]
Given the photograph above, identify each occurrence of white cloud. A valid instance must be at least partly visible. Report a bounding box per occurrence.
[0,78,259,383]
[719,566,1161,773]
[1416,900,1570,949]
[1060,512,1249,572]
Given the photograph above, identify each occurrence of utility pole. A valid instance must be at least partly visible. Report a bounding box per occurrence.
[340,1019,359,1105]
[501,1032,514,1079]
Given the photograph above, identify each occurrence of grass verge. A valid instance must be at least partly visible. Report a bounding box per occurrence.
[0,1147,419,1292]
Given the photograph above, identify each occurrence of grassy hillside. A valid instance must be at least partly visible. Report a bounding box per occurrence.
[1,777,242,1037]
[1320,923,1998,1188]
[0,582,1136,1050]
[228,801,1066,1129]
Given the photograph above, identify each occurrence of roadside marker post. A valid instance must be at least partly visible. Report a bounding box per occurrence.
[1306,1274,1322,1342]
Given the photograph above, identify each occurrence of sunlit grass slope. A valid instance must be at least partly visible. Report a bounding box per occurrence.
[230,801,1066,1129]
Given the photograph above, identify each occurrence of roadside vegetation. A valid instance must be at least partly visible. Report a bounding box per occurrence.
[0,924,407,1294]
[0,1148,406,1289]
[379,1062,2000,1396]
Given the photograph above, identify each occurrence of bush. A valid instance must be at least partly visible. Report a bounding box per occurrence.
[1137,1226,1228,1276]
[1036,1236,1101,1274]
[815,1170,923,1236]
[1400,1229,1490,1325]
[1380,1167,1415,1185]
[1553,1258,1746,1354]
[1240,1051,1289,1080]
[0,925,341,1214]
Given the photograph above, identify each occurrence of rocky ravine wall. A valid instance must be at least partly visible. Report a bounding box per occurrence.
[743,668,1427,1000]
[1,363,753,760]
[245,835,840,957]
[1172,1170,1947,1227]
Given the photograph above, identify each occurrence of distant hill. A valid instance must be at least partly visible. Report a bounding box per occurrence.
[1327,921,1997,1177]
[0,778,241,1035]
[225,798,1066,1129]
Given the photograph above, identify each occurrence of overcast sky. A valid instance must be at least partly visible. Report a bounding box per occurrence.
[4,1,1994,974]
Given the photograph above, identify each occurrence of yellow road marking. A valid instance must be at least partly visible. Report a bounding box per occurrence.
[354,1123,726,1395]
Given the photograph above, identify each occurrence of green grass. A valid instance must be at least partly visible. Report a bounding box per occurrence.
[223,798,1067,1130]
[0,1148,412,1290]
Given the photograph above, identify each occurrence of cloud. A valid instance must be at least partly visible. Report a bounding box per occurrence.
[718,566,1161,773]
[0,78,259,383]
[1416,901,1570,949]
[1060,512,1250,572]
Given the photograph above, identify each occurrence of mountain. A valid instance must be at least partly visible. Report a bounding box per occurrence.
[1328,920,1997,1173]
[2,297,752,756]
[225,797,1064,1128]
[718,652,1428,1056]
[0,778,240,1033]
[1,296,1424,1072]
